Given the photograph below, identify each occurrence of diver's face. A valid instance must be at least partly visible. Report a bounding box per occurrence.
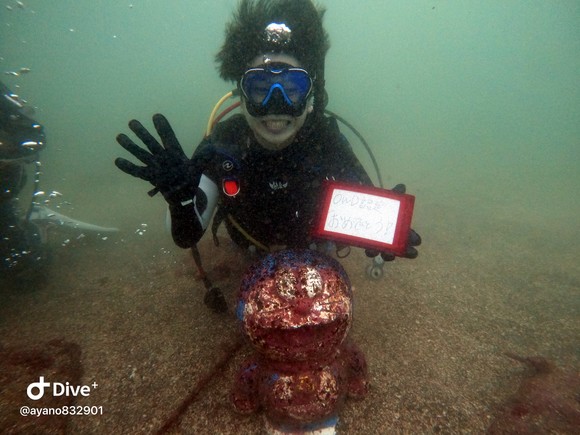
[241,54,312,151]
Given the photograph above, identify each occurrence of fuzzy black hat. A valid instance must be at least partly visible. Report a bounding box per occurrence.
[216,0,330,112]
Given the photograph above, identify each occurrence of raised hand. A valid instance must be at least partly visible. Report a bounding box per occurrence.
[115,113,199,205]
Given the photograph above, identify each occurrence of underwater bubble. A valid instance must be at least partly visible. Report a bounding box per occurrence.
[21,141,42,149]
[135,223,148,236]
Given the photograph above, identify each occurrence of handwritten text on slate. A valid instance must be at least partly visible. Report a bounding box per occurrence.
[324,189,400,244]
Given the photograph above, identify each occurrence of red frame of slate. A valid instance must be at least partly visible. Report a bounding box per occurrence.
[313,181,415,256]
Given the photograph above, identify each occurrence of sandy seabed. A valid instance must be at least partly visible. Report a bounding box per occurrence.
[1,195,578,434]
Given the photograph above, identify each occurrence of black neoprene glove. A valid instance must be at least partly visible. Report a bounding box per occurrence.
[365,183,422,261]
[115,114,199,205]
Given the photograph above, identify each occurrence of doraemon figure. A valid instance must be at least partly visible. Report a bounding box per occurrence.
[232,250,368,434]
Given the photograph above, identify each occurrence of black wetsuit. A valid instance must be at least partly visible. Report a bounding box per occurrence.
[170,113,372,251]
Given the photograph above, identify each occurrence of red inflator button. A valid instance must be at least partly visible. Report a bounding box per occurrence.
[223,178,240,197]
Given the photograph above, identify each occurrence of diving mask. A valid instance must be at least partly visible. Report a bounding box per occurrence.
[239,63,313,117]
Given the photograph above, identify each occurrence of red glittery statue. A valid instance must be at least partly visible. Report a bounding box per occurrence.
[232,250,368,434]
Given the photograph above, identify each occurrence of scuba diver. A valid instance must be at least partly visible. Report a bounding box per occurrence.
[115,0,421,312]
[1,80,118,287]
[0,80,48,283]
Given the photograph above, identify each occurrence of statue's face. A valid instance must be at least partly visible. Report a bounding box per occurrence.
[238,250,352,362]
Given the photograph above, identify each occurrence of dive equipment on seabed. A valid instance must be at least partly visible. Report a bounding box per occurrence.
[367,254,385,280]
[191,90,389,312]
